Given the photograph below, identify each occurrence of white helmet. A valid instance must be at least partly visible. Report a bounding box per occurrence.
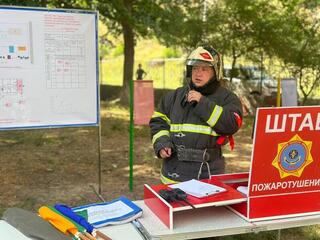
[186,46,222,81]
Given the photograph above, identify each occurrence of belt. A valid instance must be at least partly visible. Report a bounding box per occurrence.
[176,146,218,180]
[176,146,218,162]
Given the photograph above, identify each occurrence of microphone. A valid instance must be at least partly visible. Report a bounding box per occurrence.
[188,86,197,106]
[190,100,197,107]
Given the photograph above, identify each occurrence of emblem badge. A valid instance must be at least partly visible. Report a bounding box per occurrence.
[199,52,213,60]
[272,134,313,179]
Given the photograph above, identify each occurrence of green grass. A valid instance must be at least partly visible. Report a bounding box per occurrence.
[100,57,185,89]
[100,39,185,89]
[0,128,73,147]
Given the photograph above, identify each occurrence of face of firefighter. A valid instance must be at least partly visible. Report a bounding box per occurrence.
[191,63,214,87]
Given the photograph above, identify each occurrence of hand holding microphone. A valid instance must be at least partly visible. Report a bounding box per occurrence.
[187,90,202,105]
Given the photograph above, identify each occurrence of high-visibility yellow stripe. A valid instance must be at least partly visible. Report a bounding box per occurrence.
[160,173,180,184]
[207,105,223,127]
[152,130,170,144]
[170,124,219,136]
[151,111,171,124]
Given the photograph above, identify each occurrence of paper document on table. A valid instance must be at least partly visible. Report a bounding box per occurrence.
[72,196,143,227]
[170,179,226,198]
[237,186,248,196]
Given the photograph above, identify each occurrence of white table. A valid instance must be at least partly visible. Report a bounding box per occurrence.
[101,201,320,240]
[99,222,145,240]
[0,220,31,240]
[2,202,320,240]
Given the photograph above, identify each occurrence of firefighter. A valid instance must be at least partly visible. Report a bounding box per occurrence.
[149,46,243,184]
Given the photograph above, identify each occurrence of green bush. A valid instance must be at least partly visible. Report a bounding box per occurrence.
[163,47,181,58]
[113,44,124,57]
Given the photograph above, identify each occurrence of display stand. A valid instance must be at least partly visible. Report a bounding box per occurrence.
[134,80,154,125]
[0,7,103,194]
[144,176,247,229]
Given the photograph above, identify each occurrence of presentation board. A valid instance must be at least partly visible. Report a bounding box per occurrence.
[281,78,298,106]
[0,7,99,130]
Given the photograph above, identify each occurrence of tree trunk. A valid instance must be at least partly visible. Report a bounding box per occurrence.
[230,47,238,83]
[120,2,135,105]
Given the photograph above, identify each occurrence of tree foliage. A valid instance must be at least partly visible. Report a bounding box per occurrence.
[267,0,320,104]
[1,0,319,103]
[202,0,320,103]
[95,0,196,103]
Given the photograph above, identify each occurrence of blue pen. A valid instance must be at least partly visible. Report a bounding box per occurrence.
[55,204,111,240]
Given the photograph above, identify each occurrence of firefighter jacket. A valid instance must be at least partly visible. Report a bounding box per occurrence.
[150,84,243,183]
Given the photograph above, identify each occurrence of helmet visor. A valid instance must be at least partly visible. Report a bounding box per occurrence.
[186,59,214,67]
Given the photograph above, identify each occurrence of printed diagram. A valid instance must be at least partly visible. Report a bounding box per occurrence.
[45,33,86,89]
[0,78,25,108]
[0,22,32,65]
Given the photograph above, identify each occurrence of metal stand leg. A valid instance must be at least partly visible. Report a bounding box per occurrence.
[277,229,281,240]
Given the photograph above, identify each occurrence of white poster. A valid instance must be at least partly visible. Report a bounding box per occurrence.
[281,78,298,106]
[0,7,99,129]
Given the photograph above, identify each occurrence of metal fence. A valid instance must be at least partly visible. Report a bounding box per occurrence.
[101,58,185,90]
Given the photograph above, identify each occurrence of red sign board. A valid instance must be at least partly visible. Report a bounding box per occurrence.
[246,106,320,219]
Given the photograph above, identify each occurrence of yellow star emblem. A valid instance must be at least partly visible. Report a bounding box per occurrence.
[272,134,313,179]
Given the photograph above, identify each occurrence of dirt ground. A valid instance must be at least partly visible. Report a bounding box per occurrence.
[0,102,253,216]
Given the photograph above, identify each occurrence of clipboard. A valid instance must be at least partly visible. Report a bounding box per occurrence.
[170,179,226,198]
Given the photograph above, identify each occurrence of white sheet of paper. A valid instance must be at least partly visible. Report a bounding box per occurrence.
[170,179,226,198]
